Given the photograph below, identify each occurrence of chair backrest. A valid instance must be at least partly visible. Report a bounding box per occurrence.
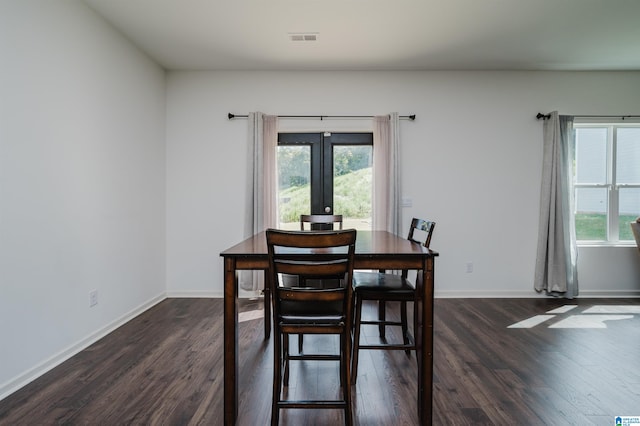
[407,218,436,248]
[300,214,343,231]
[266,229,356,320]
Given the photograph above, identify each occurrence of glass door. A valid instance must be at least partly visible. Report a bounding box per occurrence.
[277,132,373,230]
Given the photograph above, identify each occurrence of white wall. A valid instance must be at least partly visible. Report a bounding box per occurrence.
[165,70,640,299]
[0,1,166,397]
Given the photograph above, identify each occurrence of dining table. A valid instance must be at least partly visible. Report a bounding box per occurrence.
[220,230,438,425]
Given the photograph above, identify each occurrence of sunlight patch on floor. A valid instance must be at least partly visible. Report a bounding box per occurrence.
[507,304,639,329]
[546,305,577,314]
[582,305,640,314]
[507,315,555,328]
[239,309,264,323]
[549,314,634,328]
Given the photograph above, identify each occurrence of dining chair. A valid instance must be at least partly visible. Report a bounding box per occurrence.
[282,215,344,288]
[266,229,356,426]
[351,217,435,384]
[266,215,344,342]
[300,214,344,231]
[298,214,344,290]
[292,214,344,352]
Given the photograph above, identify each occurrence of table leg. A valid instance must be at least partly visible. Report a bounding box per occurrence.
[263,270,271,339]
[224,257,239,425]
[418,257,435,424]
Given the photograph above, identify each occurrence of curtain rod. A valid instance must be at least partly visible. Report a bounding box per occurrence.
[228,113,416,121]
[536,112,640,120]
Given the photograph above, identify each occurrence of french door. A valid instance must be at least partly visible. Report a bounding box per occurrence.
[277,132,373,230]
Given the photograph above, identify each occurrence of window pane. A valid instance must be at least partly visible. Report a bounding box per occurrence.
[277,145,310,229]
[575,128,607,184]
[619,187,640,241]
[616,128,640,185]
[575,187,607,240]
[333,145,372,230]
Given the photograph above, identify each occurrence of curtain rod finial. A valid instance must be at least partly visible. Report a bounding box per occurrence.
[536,112,551,120]
[409,114,416,121]
[228,113,235,120]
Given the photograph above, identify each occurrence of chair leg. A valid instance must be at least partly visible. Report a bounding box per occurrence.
[378,300,386,338]
[341,332,353,426]
[263,287,271,340]
[400,301,410,356]
[283,333,290,386]
[413,299,420,368]
[272,328,281,426]
[351,296,363,384]
[263,270,271,340]
[296,276,304,352]
[339,333,344,389]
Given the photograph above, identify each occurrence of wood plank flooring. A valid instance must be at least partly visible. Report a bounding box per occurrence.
[1,297,639,425]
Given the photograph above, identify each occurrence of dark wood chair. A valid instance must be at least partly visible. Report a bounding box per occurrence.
[292,214,344,351]
[298,214,344,289]
[265,215,344,341]
[266,229,356,425]
[300,214,343,230]
[351,217,435,384]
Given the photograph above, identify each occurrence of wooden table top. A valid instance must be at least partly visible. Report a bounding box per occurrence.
[220,230,438,258]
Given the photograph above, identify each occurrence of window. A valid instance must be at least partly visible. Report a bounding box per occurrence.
[277,132,373,230]
[574,123,640,243]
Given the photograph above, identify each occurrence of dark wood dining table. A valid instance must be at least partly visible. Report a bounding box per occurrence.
[220,230,438,425]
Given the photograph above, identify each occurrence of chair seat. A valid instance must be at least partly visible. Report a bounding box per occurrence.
[280,315,345,325]
[353,271,415,294]
[280,298,343,316]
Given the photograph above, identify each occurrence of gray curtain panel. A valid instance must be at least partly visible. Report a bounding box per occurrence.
[372,113,401,235]
[534,112,578,298]
[241,112,278,291]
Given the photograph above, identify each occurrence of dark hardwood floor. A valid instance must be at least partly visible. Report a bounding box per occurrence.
[1,297,639,425]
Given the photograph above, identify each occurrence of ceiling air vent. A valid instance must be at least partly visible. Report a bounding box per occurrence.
[289,33,318,42]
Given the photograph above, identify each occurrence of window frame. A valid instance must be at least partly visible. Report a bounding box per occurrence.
[573,121,640,246]
[277,132,373,228]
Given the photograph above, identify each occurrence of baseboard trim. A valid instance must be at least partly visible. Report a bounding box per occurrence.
[577,289,640,298]
[435,290,544,298]
[0,293,166,402]
[167,289,640,299]
[166,289,260,299]
[166,290,223,298]
[435,290,640,298]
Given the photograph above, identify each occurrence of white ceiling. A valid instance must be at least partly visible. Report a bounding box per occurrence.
[83,0,640,71]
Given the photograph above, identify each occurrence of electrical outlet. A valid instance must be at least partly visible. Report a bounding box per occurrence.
[89,290,98,307]
[465,262,474,273]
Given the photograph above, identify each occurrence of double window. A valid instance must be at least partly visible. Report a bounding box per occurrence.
[574,123,640,243]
